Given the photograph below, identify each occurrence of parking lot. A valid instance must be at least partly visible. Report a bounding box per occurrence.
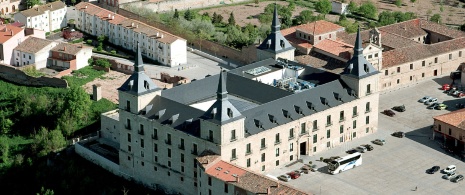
[265,77,465,195]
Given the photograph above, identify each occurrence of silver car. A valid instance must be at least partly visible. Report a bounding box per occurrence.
[419,96,432,103]
[424,98,438,105]
[443,172,457,180]
[278,174,291,182]
[355,146,367,153]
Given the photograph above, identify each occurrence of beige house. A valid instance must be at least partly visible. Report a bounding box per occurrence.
[284,19,465,93]
[83,7,380,194]
[0,0,19,15]
[433,109,465,154]
[14,1,67,33]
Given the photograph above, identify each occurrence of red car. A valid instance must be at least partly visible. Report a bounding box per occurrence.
[442,84,451,91]
[287,172,301,179]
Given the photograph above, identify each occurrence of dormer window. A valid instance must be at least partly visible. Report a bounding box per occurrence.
[333,93,342,101]
[254,119,263,128]
[280,40,285,48]
[364,64,369,73]
[144,80,149,89]
[282,109,290,118]
[320,97,328,106]
[268,114,277,123]
[306,101,315,111]
[294,105,303,115]
[211,108,217,118]
[227,108,233,118]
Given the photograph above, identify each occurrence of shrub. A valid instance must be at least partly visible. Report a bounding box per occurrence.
[110,50,116,54]
[86,40,92,44]
[94,58,111,68]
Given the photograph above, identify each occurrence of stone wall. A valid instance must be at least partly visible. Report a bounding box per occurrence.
[75,141,127,179]
[121,0,249,12]
[0,64,68,88]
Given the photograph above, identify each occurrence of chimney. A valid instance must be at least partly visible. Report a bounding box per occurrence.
[235,176,239,183]
[85,5,87,9]
[267,187,270,195]
[276,182,279,188]
[161,34,164,38]
[108,14,111,18]
[136,24,138,28]
[131,22,134,27]
[63,46,66,51]
[156,32,159,37]
[111,15,114,20]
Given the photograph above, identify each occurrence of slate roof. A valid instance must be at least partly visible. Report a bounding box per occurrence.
[383,37,465,68]
[51,42,89,55]
[14,37,55,54]
[342,27,379,78]
[433,108,465,129]
[295,20,345,35]
[19,1,66,17]
[257,4,295,54]
[202,158,309,195]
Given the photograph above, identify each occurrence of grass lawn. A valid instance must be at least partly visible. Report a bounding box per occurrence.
[62,66,106,87]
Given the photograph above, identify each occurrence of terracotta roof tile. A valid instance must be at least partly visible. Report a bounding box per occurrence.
[281,27,313,49]
[204,160,309,195]
[51,42,90,55]
[296,51,346,74]
[377,19,427,39]
[295,20,344,35]
[434,108,465,128]
[420,20,465,38]
[19,1,66,17]
[14,37,55,53]
[379,30,421,49]
[314,39,353,60]
[0,24,23,44]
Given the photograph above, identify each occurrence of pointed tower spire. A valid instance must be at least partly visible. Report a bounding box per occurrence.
[354,26,363,56]
[134,42,145,72]
[271,3,280,32]
[217,68,228,100]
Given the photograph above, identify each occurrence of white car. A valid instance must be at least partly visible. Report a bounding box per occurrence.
[419,96,432,103]
[355,146,367,153]
[278,174,291,182]
[444,165,457,174]
[443,172,457,180]
[424,98,438,105]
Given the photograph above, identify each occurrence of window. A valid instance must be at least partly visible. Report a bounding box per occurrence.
[289,128,294,139]
[301,123,306,133]
[340,136,344,143]
[326,115,332,126]
[181,153,184,163]
[353,132,357,138]
[154,143,158,152]
[246,143,251,154]
[261,138,266,149]
[166,133,171,145]
[353,120,357,129]
[397,79,400,84]
[262,165,265,171]
[181,166,184,172]
[460,51,462,57]
[449,54,452,60]
[224,183,229,193]
[340,125,344,134]
[208,130,213,141]
[128,156,131,161]
[319,36,321,40]
[290,155,294,161]
[366,116,370,124]
[410,76,413,81]
[126,119,131,130]
[168,148,171,158]
[208,177,212,186]
[366,102,370,112]
[180,138,184,150]
[438,124,442,131]
[329,34,332,38]
[375,53,378,57]
[231,149,237,160]
[141,151,144,158]
[435,57,438,63]
[353,106,358,117]
[192,143,198,155]
[127,133,131,142]
[340,111,344,121]
[422,73,425,77]
[154,156,158,162]
[29,55,31,60]
[230,129,236,141]
[366,127,370,133]
[312,120,317,130]
[290,143,294,152]
[128,145,131,152]
[276,148,280,157]
[247,158,251,167]
[154,166,157,171]
[422,61,425,66]
[385,70,388,76]
[140,138,144,148]
[275,133,280,144]
[410,64,413,70]
[261,153,265,162]
[313,134,317,143]
[327,141,330,148]
[276,160,279,166]
[449,128,452,135]
[397,67,400,73]
[367,84,371,94]
[327,129,330,138]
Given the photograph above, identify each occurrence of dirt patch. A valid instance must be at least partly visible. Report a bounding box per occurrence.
[199,0,465,27]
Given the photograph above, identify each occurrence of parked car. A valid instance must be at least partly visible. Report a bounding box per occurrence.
[428,103,440,109]
[424,98,438,105]
[372,139,386,146]
[454,92,465,98]
[391,131,405,138]
[355,146,367,153]
[442,84,451,91]
[451,90,462,97]
[294,169,304,174]
[287,172,301,179]
[362,144,374,151]
[346,148,358,154]
[419,96,432,103]
[448,89,458,95]
[301,165,314,173]
[451,175,464,183]
[323,156,341,163]
[443,165,457,174]
[382,109,396,117]
[278,174,291,182]
[427,166,440,174]
[443,172,457,180]
[434,103,448,110]
[392,105,406,112]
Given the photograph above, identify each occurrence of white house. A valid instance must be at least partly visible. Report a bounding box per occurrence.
[75,2,187,67]
[14,1,67,33]
[13,36,58,69]
[331,1,349,15]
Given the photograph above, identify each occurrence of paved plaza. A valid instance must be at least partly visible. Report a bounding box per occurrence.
[265,77,465,195]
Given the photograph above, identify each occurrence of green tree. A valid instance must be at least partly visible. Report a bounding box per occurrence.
[315,0,332,17]
[33,127,66,157]
[339,14,347,22]
[228,12,236,26]
[201,12,211,22]
[26,0,41,9]
[358,1,378,19]
[63,86,91,125]
[410,0,416,6]
[395,0,402,7]
[0,110,13,134]
[0,136,9,163]
[296,10,315,24]
[70,0,76,5]
[37,186,55,195]
[348,1,358,14]
[440,5,444,12]
[430,14,441,23]
[94,59,111,68]
[184,9,195,21]
[173,9,180,19]
[254,0,259,4]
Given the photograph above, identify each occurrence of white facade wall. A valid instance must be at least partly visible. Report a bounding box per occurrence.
[49,8,67,32]
[331,1,348,15]
[75,47,93,69]
[16,7,67,33]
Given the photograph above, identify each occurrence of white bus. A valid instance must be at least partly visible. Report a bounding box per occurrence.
[328,152,362,174]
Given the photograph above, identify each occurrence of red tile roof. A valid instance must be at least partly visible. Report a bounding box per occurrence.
[0,24,23,44]
[295,20,344,35]
[314,39,353,60]
[281,26,313,49]
[434,108,465,128]
[51,42,90,55]
[14,37,55,53]
[420,20,465,39]
[204,159,309,195]
[378,19,427,39]
[379,30,422,49]
[20,1,66,17]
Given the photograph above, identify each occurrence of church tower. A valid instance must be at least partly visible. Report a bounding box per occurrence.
[341,27,380,98]
[256,4,295,61]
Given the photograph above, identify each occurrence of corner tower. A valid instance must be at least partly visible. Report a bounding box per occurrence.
[256,4,295,61]
[118,43,160,114]
[341,26,380,98]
